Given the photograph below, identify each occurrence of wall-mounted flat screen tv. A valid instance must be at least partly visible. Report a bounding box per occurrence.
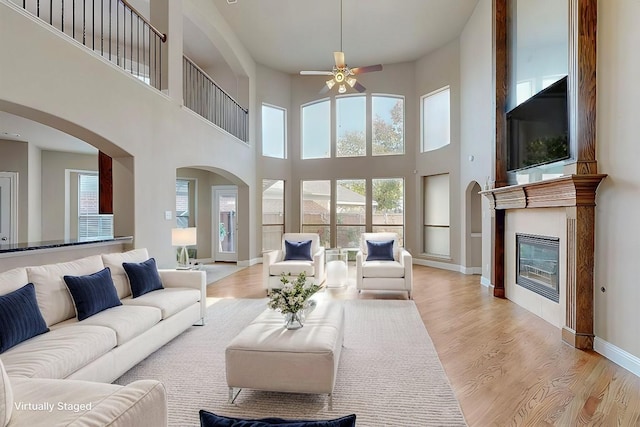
[507,76,569,172]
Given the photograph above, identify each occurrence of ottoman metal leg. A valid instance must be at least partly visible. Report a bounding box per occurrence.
[228,387,242,404]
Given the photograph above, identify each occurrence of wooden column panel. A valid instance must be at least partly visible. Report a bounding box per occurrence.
[562,206,595,350]
[492,0,508,299]
[570,0,598,175]
[99,151,113,215]
[493,0,509,188]
[493,208,505,298]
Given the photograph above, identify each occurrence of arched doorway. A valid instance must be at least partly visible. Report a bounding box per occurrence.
[465,181,483,274]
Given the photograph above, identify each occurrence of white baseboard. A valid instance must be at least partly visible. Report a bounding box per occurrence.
[413,258,480,275]
[462,266,482,275]
[594,337,640,378]
[480,276,493,287]
[238,257,261,267]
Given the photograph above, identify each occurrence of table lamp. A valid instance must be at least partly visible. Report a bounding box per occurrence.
[172,227,197,269]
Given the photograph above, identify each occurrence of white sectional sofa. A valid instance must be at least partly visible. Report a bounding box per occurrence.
[0,248,207,426]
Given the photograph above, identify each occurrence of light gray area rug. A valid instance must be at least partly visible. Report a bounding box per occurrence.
[198,264,244,285]
[115,298,467,427]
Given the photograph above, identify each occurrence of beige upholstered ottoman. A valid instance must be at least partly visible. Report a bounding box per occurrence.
[225,301,344,407]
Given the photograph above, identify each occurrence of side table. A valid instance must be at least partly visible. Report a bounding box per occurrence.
[325,248,348,288]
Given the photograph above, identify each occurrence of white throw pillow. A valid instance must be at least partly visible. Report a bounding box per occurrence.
[0,358,13,427]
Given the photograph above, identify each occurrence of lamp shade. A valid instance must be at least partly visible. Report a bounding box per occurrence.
[172,227,197,246]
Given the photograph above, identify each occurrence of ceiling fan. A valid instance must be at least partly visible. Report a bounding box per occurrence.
[300,0,383,94]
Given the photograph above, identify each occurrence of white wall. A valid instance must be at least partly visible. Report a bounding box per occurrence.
[256,64,293,250]
[415,40,461,265]
[459,0,494,279]
[0,140,28,242]
[594,0,640,361]
[0,1,257,267]
[40,150,97,241]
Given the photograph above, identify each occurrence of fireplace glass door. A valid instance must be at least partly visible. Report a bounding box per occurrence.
[516,234,560,302]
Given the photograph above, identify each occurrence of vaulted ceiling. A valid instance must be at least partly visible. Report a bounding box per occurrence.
[210,0,480,74]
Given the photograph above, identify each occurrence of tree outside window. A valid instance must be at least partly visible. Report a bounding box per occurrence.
[372,178,404,245]
[336,96,366,157]
[372,95,404,155]
[336,179,366,248]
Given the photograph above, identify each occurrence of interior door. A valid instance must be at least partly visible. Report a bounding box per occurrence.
[0,173,17,245]
[213,186,238,262]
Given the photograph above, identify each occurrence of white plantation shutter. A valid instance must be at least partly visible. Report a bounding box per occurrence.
[78,173,113,240]
[176,179,190,228]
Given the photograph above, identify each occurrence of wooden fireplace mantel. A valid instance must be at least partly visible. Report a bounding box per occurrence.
[492,0,600,350]
[481,174,607,210]
[482,173,606,350]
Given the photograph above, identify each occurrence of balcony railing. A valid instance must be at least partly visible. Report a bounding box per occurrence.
[183,56,249,143]
[11,0,166,90]
[10,0,249,142]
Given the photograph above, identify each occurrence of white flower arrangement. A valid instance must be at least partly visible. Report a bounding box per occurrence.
[267,272,321,315]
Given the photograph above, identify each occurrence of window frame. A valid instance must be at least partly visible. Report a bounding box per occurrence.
[77,171,113,241]
[371,93,405,156]
[371,177,405,246]
[420,86,451,152]
[301,180,332,248]
[175,178,194,229]
[335,179,367,248]
[261,103,287,159]
[335,94,367,158]
[262,179,285,251]
[422,173,451,258]
[301,98,331,160]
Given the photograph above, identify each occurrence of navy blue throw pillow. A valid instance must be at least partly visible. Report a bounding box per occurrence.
[0,283,49,353]
[64,267,122,321]
[199,410,356,427]
[366,239,395,261]
[284,240,313,261]
[122,257,164,298]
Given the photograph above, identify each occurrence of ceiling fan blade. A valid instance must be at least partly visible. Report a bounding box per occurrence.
[300,71,334,76]
[319,84,331,95]
[353,81,367,93]
[334,51,345,68]
[351,64,383,75]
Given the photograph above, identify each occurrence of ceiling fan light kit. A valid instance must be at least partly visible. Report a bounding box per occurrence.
[300,0,382,94]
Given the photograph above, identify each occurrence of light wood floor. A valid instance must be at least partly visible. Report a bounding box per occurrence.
[207,264,640,426]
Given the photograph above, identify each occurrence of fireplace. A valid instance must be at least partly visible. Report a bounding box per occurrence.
[516,234,560,303]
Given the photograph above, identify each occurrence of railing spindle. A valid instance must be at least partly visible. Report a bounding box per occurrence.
[129,8,132,74]
[100,0,103,55]
[182,57,248,142]
[116,0,119,65]
[108,0,111,60]
[82,0,86,44]
[136,16,139,78]
[122,6,124,69]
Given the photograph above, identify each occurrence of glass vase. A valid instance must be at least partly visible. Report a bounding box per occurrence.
[284,311,304,330]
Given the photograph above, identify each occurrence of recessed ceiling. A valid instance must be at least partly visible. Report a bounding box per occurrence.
[0,111,97,154]
[211,0,480,74]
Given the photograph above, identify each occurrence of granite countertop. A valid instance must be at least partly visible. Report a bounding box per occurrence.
[0,236,133,254]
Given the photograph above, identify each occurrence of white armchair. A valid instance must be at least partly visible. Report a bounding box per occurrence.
[263,233,326,294]
[356,232,413,299]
